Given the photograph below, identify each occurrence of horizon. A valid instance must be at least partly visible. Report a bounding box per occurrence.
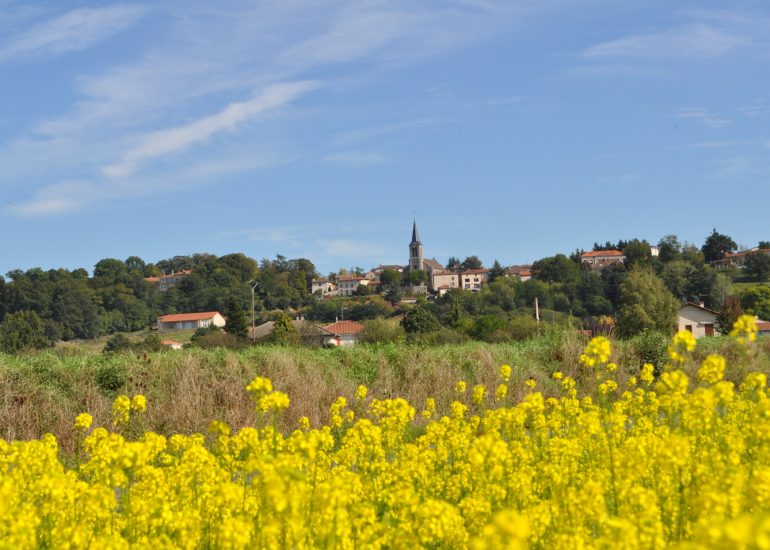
[2,1,768,276]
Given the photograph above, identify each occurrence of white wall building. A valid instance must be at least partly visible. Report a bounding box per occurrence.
[677,303,719,338]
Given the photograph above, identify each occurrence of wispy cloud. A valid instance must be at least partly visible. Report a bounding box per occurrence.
[103,81,320,177]
[674,108,731,128]
[582,24,745,58]
[0,5,147,61]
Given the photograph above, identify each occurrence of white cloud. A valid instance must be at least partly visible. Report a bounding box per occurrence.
[582,24,745,58]
[103,81,320,177]
[674,108,731,128]
[0,5,147,61]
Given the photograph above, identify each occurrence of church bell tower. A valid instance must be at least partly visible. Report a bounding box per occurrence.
[409,220,424,271]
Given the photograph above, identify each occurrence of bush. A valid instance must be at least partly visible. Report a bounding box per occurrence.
[191,331,247,349]
[631,330,669,371]
[103,334,134,354]
[409,328,470,345]
[95,362,127,393]
[360,319,405,344]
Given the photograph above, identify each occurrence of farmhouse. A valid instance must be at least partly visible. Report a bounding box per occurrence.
[157,311,225,332]
[580,250,626,270]
[324,320,365,347]
[251,319,337,346]
[677,303,718,338]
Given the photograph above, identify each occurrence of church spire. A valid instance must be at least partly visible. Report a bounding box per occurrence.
[411,219,421,245]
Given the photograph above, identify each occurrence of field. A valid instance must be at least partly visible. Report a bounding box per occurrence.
[2,325,770,547]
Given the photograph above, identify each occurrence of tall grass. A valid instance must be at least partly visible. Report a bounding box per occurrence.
[1,334,768,453]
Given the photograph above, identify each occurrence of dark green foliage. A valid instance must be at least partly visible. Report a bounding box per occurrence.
[401,305,441,334]
[622,239,652,267]
[745,252,770,282]
[717,297,743,335]
[0,310,50,353]
[702,229,738,262]
[360,319,406,344]
[95,362,127,393]
[224,297,249,338]
[488,260,505,283]
[657,235,682,263]
[631,330,669,371]
[103,333,133,353]
[760,241,770,250]
[740,286,770,321]
[532,254,580,284]
[460,256,483,270]
[142,333,163,352]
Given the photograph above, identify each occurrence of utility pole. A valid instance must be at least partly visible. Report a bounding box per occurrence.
[247,280,259,343]
[534,296,540,324]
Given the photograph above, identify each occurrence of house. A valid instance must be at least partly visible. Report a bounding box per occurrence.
[337,276,375,296]
[712,249,770,269]
[757,320,770,337]
[370,265,404,283]
[431,271,459,292]
[161,339,183,350]
[580,250,626,269]
[157,311,225,332]
[677,303,719,338]
[311,279,337,297]
[251,319,338,346]
[461,268,490,291]
[324,320,365,346]
[505,265,533,282]
[144,269,193,291]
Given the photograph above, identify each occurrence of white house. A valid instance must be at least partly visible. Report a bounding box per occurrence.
[311,279,337,297]
[337,276,375,296]
[324,320,365,346]
[157,311,226,332]
[677,303,719,338]
[461,269,490,291]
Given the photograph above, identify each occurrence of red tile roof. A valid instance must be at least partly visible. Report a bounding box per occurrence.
[324,320,365,335]
[158,311,221,322]
[581,250,624,257]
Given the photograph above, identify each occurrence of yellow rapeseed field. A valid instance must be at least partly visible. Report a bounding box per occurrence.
[1,316,769,548]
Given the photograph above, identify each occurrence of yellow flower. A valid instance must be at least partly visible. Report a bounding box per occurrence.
[499,364,512,382]
[257,391,290,412]
[730,315,758,345]
[525,378,537,390]
[455,380,467,394]
[73,413,93,431]
[495,384,508,401]
[208,420,231,436]
[472,384,486,405]
[298,416,310,430]
[130,394,146,413]
[112,394,131,426]
[579,336,612,368]
[669,330,697,364]
[698,354,726,385]
[355,385,368,401]
[640,363,655,385]
[552,371,563,380]
[246,376,273,394]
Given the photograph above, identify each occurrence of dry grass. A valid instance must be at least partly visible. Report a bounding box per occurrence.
[1,335,768,453]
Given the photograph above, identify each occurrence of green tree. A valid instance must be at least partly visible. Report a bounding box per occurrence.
[716,296,743,335]
[701,229,737,263]
[740,286,770,320]
[379,269,402,287]
[270,313,300,345]
[623,239,652,267]
[446,257,461,269]
[617,268,679,337]
[759,241,770,249]
[401,305,441,334]
[532,254,580,284]
[744,252,770,282]
[657,235,682,263]
[488,260,505,283]
[0,310,50,353]
[224,297,249,339]
[103,333,133,354]
[406,270,428,286]
[460,256,483,270]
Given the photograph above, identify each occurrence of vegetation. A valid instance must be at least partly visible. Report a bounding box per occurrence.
[1,319,769,546]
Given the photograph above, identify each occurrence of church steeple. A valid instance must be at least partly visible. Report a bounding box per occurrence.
[409,219,424,271]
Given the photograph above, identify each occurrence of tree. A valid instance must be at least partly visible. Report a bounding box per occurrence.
[759,241,770,249]
[657,235,682,263]
[379,269,401,287]
[744,252,770,282]
[103,333,133,354]
[0,310,50,353]
[224,297,249,339]
[460,256,483,270]
[488,260,505,283]
[401,305,441,334]
[701,229,737,263]
[532,255,580,284]
[623,239,652,267]
[406,270,428,286]
[740,286,770,321]
[616,268,679,337]
[446,257,461,269]
[716,297,743,335]
[270,313,300,345]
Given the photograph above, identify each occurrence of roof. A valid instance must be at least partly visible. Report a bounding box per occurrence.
[158,311,221,322]
[680,302,719,315]
[463,268,490,275]
[324,320,365,335]
[505,264,533,275]
[411,219,421,245]
[372,264,404,272]
[757,321,770,332]
[251,320,336,340]
[520,270,531,277]
[338,276,369,282]
[437,284,450,289]
[424,258,445,270]
[581,250,625,258]
[162,340,182,346]
[144,269,193,282]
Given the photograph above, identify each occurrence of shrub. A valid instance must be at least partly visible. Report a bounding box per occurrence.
[360,319,405,344]
[103,334,134,354]
[631,330,669,370]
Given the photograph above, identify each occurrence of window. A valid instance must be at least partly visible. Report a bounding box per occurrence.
[685,325,693,333]
[465,284,470,289]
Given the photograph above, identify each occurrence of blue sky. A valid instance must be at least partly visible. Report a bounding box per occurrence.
[1,0,769,276]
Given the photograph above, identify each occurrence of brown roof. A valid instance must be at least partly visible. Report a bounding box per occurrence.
[338,276,369,282]
[324,320,365,335]
[581,250,624,258]
[158,311,221,322]
[424,258,445,270]
[463,268,490,275]
[681,302,719,315]
[757,321,770,332]
[145,269,192,282]
[162,340,181,346]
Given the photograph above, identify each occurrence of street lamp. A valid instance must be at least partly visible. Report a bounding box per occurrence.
[247,279,260,343]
